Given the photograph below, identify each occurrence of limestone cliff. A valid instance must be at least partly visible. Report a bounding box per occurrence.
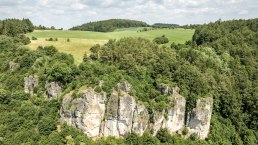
[60,84,213,140]
[187,97,213,139]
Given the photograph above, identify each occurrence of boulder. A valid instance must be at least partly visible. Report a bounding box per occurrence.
[45,81,62,99]
[9,61,19,71]
[24,75,38,95]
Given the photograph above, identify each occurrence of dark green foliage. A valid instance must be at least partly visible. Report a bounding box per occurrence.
[38,117,56,135]
[0,18,34,36]
[152,23,180,28]
[153,35,169,44]
[46,37,58,41]
[126,132,141,145]
[182,127,189,135]
[32,36,37,40]
[156,128,171,143]
[70,19,149,32]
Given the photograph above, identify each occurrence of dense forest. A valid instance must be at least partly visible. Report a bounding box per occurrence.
[152,23,180,28]
[0,18,257,145]
[69,19,149,32]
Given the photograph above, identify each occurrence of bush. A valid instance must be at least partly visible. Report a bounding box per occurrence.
[153,35,169,44]
[31,36,37,40]
[126,132,141,145]
[182,127,189,135]
[67,38,70,42]
[156,128,171,143]
[190,133,198,141]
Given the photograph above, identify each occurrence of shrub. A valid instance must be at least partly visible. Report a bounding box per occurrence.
[156,128,171,143]
[153,35,169,44]
[182,127,189,135]
[31,36,37,40]
[190,133,198,141]
[67,38,70,42]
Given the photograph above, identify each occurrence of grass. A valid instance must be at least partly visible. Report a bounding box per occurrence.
[26,28,194,64]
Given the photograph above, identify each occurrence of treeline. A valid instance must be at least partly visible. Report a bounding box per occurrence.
[69,19,149,32]
[152,23,180,28]
[152,23,200,29]
[0,18,34,36]
[34,25,63,30]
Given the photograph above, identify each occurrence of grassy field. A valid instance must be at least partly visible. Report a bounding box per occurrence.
[26,28,194,64]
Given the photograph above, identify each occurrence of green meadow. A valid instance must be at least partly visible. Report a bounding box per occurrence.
[26,28,194,64]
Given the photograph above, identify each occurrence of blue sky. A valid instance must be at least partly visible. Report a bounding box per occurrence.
[0,0,257,29]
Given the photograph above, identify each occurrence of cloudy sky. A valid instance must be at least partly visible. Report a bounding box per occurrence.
[0,0,257,29]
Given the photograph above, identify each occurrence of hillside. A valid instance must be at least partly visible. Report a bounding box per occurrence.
[69,19,149,32]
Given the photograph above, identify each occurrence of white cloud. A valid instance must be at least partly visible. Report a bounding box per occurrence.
[0,0,257,28]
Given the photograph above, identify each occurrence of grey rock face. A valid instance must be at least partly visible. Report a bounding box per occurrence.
[132,104,149,135]
[60,84,212,140]
[163,92,186,134]
[45,82,62,99]
[187,97,213,139]
[150,110,165,135]
[24,75,38,95]
[9,61,19,71]
[101,90,120,137]
[172,86,180,94]
[102,90,136,137]
[60,88,106,138]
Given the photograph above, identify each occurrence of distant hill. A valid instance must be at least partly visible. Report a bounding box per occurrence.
[152,23,180,28]
[69,19,149,32]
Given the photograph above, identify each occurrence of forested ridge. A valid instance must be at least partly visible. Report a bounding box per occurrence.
[0,18,257,145]
[69,19,149,32]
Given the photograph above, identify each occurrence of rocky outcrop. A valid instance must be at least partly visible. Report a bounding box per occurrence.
[187,97,213,139]
[159,84,169,95]
[24,75,38,95]
[45,81,62,99]
[60,84,213,140]
[163,90,186,134]
[60,88,106,138]
[102,90,137,137]
[9,61,19,71]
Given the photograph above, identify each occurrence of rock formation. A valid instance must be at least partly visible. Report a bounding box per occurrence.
[60,84,213,140]
[187,97,213,139]
[45,81,62,99]
[24,75,38,95]
[60,88,106,138]
[9,61,19,71]
[163,89,186,134]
